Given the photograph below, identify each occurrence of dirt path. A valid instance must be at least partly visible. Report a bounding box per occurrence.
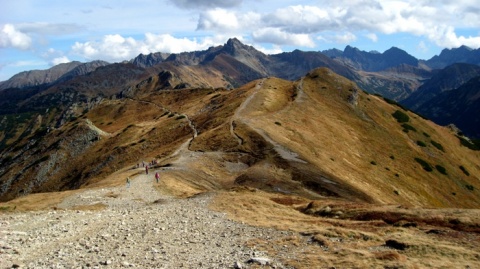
[0,169,294,268]
[231,79,307,163]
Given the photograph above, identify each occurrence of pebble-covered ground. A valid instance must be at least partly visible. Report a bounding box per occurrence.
[0,172,295,269]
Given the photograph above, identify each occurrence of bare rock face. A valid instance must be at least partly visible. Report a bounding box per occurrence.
[347,88,359,106]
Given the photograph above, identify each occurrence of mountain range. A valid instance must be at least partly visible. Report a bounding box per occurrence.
[1,38,480,269]
[0,38,480,204]
[1,38,480,138]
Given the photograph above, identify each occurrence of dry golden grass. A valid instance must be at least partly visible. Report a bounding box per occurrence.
[210,189,480,268]
[70,202,107,211]
[0,190,76,211]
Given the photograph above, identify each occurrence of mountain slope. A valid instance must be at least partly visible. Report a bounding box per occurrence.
[0,62,83,90]
[402,63,480,110]
[1,67,479,209]
[416,76,480,138]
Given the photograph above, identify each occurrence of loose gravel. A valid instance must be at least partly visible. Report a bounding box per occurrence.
[1,171,295,269]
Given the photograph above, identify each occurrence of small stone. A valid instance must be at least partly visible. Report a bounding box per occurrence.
[233,261,244,269]
[247,257,271,266]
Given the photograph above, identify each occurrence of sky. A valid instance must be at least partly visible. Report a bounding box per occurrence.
[1,0,480,81]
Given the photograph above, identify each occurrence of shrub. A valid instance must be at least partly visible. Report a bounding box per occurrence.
[435,165,447,175]
[459,165,470,176]
[414,157,433,172]
[392,110,409,123]
[393,190,400,195]
[176,115,186,120]
[423,132,430,137]
[401,123,417,133]
[275,121,282,126]
[370,161,377,165]
[466,185,474,191]
[390,155,395,160]
[431,140,445,152]
[383,97,407,110]
[416,141,427,147]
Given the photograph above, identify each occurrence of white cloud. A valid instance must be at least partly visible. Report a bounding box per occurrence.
[365,33,378,42]
[0,24,32,50]
[252,28,315,47]
[192,1,480,50]
[16,22,84,35]
[332,32,357,43]
[197,8,241,32]
[10,60,46,67]
[169,0,243,9]
[435,26,480,49]
[51,56,71,66]
[262,5,336,34]
[416,40,428,53]
[254,44,283,55]
[72,33,221,61]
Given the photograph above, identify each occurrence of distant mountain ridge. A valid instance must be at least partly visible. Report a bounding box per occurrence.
[415,75,480,138]
[402,63,480,110]
[0,60,110,91]
[426,46,480,69]
[0,62,82,90]
[1,38,480,140]
[323,45,419,72]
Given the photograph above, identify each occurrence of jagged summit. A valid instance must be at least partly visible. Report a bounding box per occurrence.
[131,52,170,68]
[427,45,480,69]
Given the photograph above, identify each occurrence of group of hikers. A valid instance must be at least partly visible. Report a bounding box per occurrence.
[126,159,161,188]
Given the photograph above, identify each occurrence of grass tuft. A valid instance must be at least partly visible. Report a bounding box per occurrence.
[459,166,470,176]
[392,110,409,123]
[435,165,447,175]
[414,157,433,172]
[416,141,427,147]
[431,140,445,152]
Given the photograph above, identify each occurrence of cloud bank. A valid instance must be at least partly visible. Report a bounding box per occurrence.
[72,34,220,62]
[0,24,32,50]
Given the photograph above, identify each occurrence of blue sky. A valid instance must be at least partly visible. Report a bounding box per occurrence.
[1,0,480,81]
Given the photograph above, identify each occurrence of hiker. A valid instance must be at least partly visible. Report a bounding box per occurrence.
[126,177,131,188]
[145,165,149,175]
[155,172,160,183]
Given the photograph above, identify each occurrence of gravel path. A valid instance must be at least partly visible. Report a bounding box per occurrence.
[0,170,295,269]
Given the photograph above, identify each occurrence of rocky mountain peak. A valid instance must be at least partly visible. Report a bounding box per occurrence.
[426,45,480,69]
[222,37,254,56]
[131,52,170,68]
